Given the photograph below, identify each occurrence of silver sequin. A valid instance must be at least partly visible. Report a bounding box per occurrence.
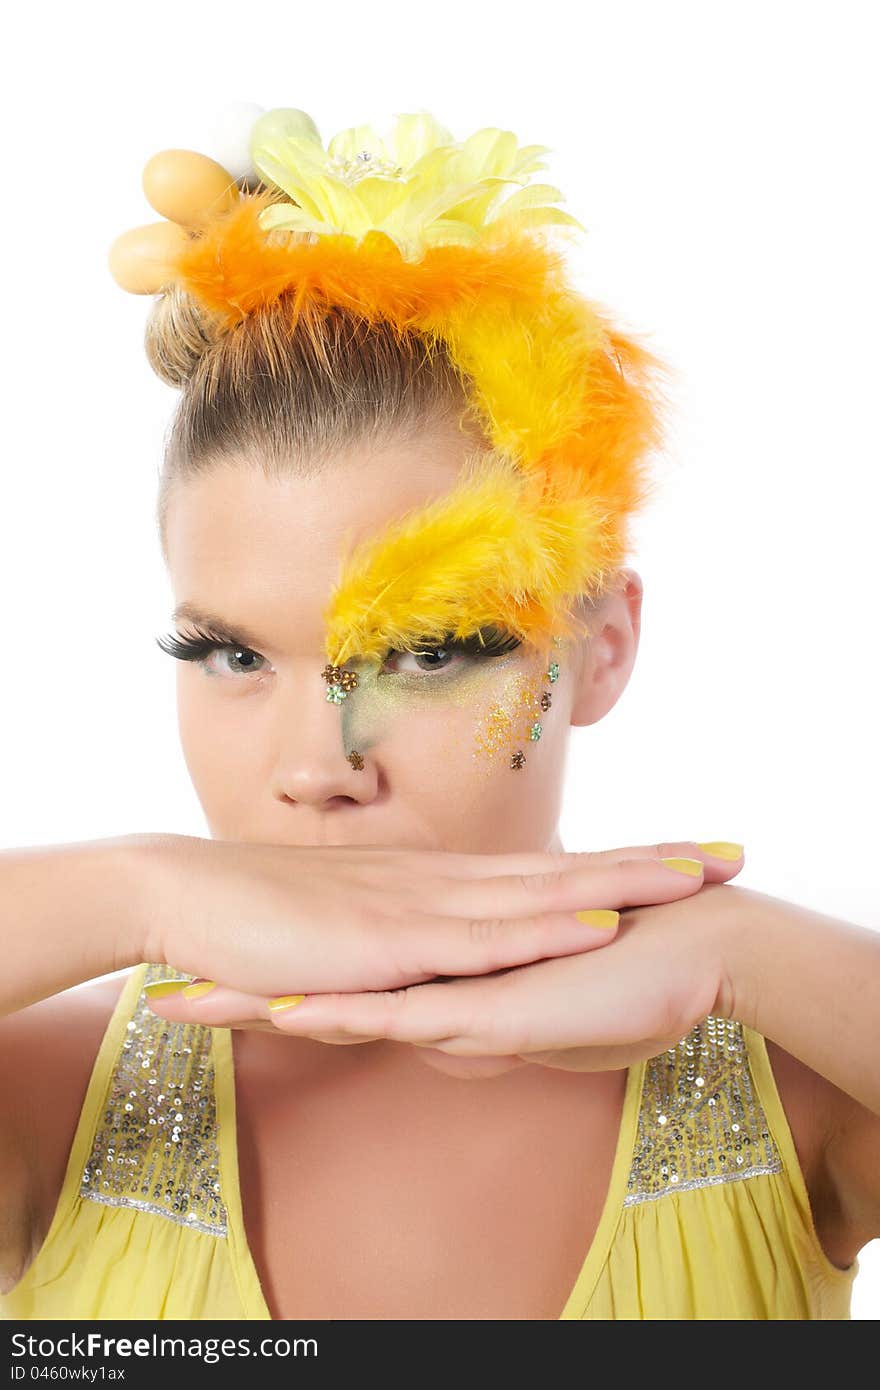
[79,972,780,1234]
[79,962,228,1237]
[623,1015,782,1206]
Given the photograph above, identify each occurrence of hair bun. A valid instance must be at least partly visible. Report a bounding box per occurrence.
[144,282,225,389]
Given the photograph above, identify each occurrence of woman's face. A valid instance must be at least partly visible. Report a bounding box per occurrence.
[162,416,636,855]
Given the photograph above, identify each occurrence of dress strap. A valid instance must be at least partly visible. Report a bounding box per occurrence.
[623,1015,783,1206]
[743,1023,860,1288]
[76,962,229,1237]
[27,964,149,1257]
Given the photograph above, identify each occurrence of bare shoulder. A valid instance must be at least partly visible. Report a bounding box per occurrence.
[0,970,134,1286]
[763,1036,868,1269]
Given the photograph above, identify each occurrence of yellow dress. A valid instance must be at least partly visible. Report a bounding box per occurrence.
[0,961,858,1320]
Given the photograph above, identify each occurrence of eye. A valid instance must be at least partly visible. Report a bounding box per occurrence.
[380,627,523,676]
[155,628,271,679]
[382,644,463,675]
[204,644,269,678]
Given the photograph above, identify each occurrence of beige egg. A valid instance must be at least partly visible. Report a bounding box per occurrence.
[142,149,239,227]
[107,221,192,294]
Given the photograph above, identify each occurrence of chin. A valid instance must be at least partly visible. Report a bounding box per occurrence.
[414,1048,529,1080]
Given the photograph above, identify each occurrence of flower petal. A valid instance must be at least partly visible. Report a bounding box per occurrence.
[327,123,389,163]
[386,112,455,165]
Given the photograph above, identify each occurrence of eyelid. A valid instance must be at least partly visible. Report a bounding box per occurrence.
[192,623,264,653]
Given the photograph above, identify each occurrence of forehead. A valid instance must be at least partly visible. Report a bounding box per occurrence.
[164,428,477,643]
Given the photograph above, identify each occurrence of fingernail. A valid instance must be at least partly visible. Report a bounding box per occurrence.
[574,909,619,929]
[661,857,703,876]
[143,979,192,998]
[268,994,306,1012]
[697,841,744,860]
[181,980,217,999]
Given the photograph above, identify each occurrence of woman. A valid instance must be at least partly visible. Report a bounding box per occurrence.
[0,106,877,1321]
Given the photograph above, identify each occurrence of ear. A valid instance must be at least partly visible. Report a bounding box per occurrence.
[569,568,643,728]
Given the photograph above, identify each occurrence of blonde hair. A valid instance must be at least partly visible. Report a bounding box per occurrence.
[146,283,484,564]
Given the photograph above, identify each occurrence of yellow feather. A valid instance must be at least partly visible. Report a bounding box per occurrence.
[323,450,611,669]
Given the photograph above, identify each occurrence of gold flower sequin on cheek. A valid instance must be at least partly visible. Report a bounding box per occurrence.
[325,647,526,766]
[321,663,359,701]
[472,640,563,776]
[320,637,565,775]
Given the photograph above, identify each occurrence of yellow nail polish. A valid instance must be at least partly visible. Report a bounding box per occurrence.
[268,994,306,1012]
[661,857,703,876]
[143,979,192,998]
[181,980,217,1000]
[697,841,744,860]
[574,909,619,929]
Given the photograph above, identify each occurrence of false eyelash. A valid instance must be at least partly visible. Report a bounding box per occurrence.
[154,623,524,665]
[154,624,242,662]
[397,626,523,660]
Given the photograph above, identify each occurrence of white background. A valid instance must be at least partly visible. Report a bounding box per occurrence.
[3,0,877,1317]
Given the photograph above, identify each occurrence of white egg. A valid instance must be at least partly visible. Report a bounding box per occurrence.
[208,102,266,184]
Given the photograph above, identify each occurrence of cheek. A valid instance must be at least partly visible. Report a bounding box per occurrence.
[342,648,569,852]
[176,671,213,789]
[175,669,251,811]
[341,647,557,767]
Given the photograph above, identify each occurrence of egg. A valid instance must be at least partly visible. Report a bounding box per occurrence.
[107,221,192,295]
[208,101,265,184]
[142,150,239,228]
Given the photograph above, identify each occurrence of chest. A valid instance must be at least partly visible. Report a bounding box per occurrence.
[232,1047,627,1320]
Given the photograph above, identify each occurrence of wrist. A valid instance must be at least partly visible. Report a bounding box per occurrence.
[111,832,189,970]
[709,884,782,1029]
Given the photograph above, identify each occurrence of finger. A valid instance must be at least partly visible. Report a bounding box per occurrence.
[398,900,624,981]
[143,980,391,1046]
[143,981,277,1027]
[519,1038,677,1072]
[602,841,744,883]
[430,854,708,925]
[266,972,520,1052]
[274,1028,387,1045]
[419,840,743,881]
[412,1050,529,1079]
[268,940,684,1058]
[395,858,722,980]
[141,890,619,1030]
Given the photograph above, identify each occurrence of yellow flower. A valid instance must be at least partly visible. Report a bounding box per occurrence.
[249,108,584,262]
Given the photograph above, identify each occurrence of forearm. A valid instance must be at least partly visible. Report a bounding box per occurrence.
[719,888,880,1116]
[0,835,151,1016]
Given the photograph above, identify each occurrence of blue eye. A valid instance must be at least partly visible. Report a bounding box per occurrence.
[383,644,460,674]
[381,627,523,675]
[155,628,269,678]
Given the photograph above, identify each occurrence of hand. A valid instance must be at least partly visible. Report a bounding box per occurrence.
[142,837,743,1069]
[218,875,749,1080]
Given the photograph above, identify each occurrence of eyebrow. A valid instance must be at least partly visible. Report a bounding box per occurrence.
[171,603,272,652]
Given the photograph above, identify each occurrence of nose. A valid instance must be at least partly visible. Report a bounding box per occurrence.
[270,663,376,807]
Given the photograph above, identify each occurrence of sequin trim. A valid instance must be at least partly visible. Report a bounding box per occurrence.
[623,1015,782,1207]
[78,961,228,1237]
